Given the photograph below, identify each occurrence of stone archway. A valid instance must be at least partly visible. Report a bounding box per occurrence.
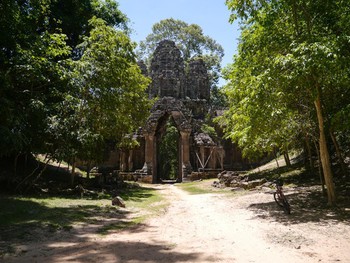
[141,97,192,183]
[156,116,179,182]
[109,40,251,181]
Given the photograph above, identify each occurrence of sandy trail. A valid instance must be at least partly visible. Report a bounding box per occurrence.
[4,184,350,262]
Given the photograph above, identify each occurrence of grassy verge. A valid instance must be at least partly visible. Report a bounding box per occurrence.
[98,184,167,234]
[177,179,231,195]
[0,184,165,256]
[247,164,311,186]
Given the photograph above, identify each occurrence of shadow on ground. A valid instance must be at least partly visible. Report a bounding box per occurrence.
[1,223,214,263]
[248,186,350,224]
[0,184,165,260]
[71,240,206,263]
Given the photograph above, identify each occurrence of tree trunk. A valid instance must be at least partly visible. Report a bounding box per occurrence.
[71,157,76,186]
[273,149,280,175]
[314,92,336,205]
[275,159,280,169]
[304,132,314,173]
[330,129,347,176]
[25,158,51,193]
[313,140,326,195]
[15,161,41,193]
[283,147,291,167]
[87,161,91,179]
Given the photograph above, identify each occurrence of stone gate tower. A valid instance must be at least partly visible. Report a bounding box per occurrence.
[116,40,246,183]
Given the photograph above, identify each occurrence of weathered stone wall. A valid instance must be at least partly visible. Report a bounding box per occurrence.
[111,40,252,183]
[148,40,210,101]
[182,98,209,119]
[186,59,210,100]
[144,97,192,134]
[137,60,148,76]
[149,40,185,99]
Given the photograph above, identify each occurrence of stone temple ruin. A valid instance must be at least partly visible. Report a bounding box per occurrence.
[107,40,249,183]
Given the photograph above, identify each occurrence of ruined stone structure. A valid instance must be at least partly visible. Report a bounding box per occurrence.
[115,40,248,183]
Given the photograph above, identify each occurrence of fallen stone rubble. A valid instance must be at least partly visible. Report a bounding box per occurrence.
[212,170,269,190]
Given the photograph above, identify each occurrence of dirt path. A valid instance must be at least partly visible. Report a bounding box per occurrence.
[4,184,350,262]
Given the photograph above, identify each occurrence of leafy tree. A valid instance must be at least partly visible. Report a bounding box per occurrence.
[48,17,151,183]
[218,18,299,159]
[158,119,179,180]
[48,0,128,53]
[138,18,224,87]
[222,0,350,205]
[0,0,72,158]
[0,1,151,188]
[210,85,228,108]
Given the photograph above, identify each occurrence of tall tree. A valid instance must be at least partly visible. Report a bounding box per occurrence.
[48,17,151,180]
[0,0,72,158]
[223,0,350,205]
[0,1,151,188]
[49,0,128,53]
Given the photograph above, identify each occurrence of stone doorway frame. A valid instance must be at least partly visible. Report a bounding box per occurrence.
[155,115,181,182]
[141,98,192,183]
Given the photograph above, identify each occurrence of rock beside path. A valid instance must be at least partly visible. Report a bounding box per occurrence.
[213,170,268,190]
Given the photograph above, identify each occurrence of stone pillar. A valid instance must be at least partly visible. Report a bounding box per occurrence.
[209,147,217,169]
[128,149,133,172]
[142,133,155,175]
[200,146,205,169]
[180,130,192,181]
[120,150,127,172]
[152,136,158,184]
[219,148,224,170]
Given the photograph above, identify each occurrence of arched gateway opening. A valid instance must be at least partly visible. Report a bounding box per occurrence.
[141,97,192,183]
[113,40,251,182]
[156,115,180,183]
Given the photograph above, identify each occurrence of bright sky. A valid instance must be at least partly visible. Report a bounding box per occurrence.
[117,0,240,82]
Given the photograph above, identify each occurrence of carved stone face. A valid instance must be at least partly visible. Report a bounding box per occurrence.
[149,40,185,99]
[187,59,210,100]
[148,40,209,101]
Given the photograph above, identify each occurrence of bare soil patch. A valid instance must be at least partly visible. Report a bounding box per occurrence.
[2,183,350,262]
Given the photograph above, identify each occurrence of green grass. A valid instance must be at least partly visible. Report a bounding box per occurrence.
[177,182,211,194]
[96,185,167,235]
[177,179,231,195]
[97,220,139,235]
[0,196,114,239]
[246,162,308,183]
[121,185,167,219]
[0,184,166,243]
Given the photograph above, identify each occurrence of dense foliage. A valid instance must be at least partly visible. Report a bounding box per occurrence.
[0,0,151,180]
[220,0,350,204]
[158,120,179,180]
